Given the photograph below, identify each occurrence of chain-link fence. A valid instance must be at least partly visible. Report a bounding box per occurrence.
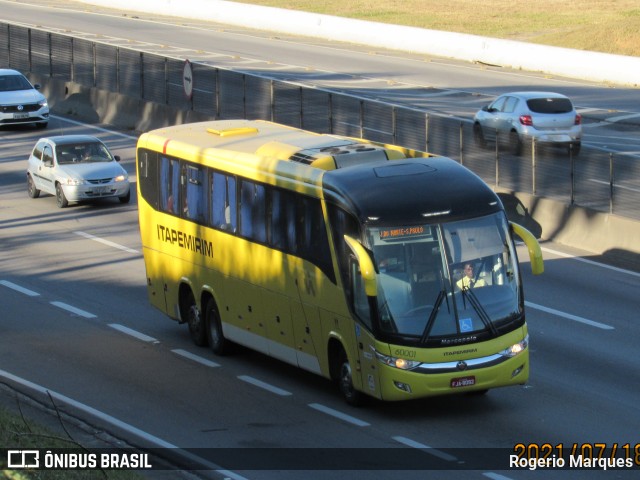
[2,23,638,220]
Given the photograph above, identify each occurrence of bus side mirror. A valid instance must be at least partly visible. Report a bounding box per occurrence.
[510,222,544,275]
[344,235,378,297]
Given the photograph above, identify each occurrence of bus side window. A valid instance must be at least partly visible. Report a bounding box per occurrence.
[160,156,180,214]
[239,180,266,243]
[183,164,206,223]
[137,150,159,210]
[210,171,237,232]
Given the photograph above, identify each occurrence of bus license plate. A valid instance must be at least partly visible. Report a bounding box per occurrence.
[450,376,476,388]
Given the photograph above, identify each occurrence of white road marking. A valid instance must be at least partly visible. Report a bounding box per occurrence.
[50,301,97,319]
[540,246,640,279]
[525,301,614,330]
[238,375,292,396]
[74,231,139,254]
[108,323,159,343]
[392,436,458,462]
[483,473,515,480]
[0,280,40,297]
[172,349,220,367]
[308,403,370,427]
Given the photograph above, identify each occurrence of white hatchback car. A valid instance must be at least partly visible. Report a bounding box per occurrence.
[0,68,49,128]
[473,91,582,155]
[26,135,130,208]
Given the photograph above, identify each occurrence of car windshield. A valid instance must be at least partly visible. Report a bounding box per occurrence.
[526,97,573,114]
[56,143,113,164]
[0,74,33,92]
[363,213,521,345]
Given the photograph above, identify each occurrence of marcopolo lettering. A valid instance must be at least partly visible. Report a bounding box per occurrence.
[157,225,213,258]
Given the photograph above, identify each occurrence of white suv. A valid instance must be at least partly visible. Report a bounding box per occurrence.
[473,91,582,155]
[0,69,49,128]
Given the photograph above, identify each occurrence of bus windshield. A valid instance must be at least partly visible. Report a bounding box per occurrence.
[364,212,521,346]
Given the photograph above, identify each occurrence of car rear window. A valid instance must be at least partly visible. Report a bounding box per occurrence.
[526,97,573,114]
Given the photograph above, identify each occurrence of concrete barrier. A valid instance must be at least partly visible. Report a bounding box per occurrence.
[79,0,640,87]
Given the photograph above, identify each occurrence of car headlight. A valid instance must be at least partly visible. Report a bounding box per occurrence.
[500,334,528,358]
[114,174,127,182]
[66,178,85,186]
[39,99,48,107]
[374,349,421,370]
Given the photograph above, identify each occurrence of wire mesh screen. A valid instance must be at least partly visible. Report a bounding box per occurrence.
[95,43,117,91]
[218,70,246,119]
[244,75,272,121]
[30,30,51,76]
[51,35,72,79]
[7,26,29,72]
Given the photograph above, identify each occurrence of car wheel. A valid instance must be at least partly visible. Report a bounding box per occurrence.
[55,183,68,208]
[119,190,131,204]
[473,123,486,148]
[509,131,522,156]
[27,174,40,199]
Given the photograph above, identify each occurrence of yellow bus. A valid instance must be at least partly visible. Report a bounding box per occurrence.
[136,119,543,404]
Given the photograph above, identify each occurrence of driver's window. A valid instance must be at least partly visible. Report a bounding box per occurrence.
[43,145,53,166]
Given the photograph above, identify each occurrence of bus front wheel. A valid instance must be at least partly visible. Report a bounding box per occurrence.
[338,352,364,407]
[204,297,231,355]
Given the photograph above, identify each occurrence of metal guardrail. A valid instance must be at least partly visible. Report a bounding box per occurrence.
[2,23,638,220]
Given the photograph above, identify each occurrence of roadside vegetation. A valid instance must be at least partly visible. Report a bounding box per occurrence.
[0,404,140,480]
[235,0,640,57]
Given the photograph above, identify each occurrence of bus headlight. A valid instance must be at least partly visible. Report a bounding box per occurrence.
[500,334,528,358]
[374,350,421,370]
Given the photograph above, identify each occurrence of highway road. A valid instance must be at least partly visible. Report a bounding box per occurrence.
[1,2,639,479]
[1,117,639,479]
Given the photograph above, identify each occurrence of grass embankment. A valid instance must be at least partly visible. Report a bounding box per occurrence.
[235,0,640,57]
[1,404,140,480]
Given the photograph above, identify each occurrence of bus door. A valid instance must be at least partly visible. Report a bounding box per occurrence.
[354,322,381,399]
[292,266,323,374]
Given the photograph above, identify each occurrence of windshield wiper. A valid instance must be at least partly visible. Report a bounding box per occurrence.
[419,289,446,345]
[461,288,499,337]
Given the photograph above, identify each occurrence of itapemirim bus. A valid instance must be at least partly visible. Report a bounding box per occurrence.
[136,119,543,404]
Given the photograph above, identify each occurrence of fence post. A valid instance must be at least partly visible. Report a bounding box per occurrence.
[270,78,274,122]
[531,138,537,196]
[392,106,397,145]
[92,43,97,88]
[459,122,464,165]
[48,32,53,77]
[359,99,364,138]
[139,52,144,100]
[495,130,499,186]
[328,93,333,134]
[215,69,220,119]
[299,86,304,128]
[425,113,429,151]
[609,153,614,214]
[570,144,575,205]
[28,29,32,72]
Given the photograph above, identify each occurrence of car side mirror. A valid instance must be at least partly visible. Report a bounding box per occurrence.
[114,155,121,162]
[482,105,489,112]
[34,84,42,90]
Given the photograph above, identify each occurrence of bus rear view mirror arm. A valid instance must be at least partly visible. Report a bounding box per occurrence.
[510,222,544,275]
[344,235,378,297]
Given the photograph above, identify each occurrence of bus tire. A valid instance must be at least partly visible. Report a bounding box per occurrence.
[183,288,207,346]
[204,297,231,355]
[338,350,364,407]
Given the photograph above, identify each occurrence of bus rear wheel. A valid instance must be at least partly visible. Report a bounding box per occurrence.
[204,297,231,355]
[183,289,206,346]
